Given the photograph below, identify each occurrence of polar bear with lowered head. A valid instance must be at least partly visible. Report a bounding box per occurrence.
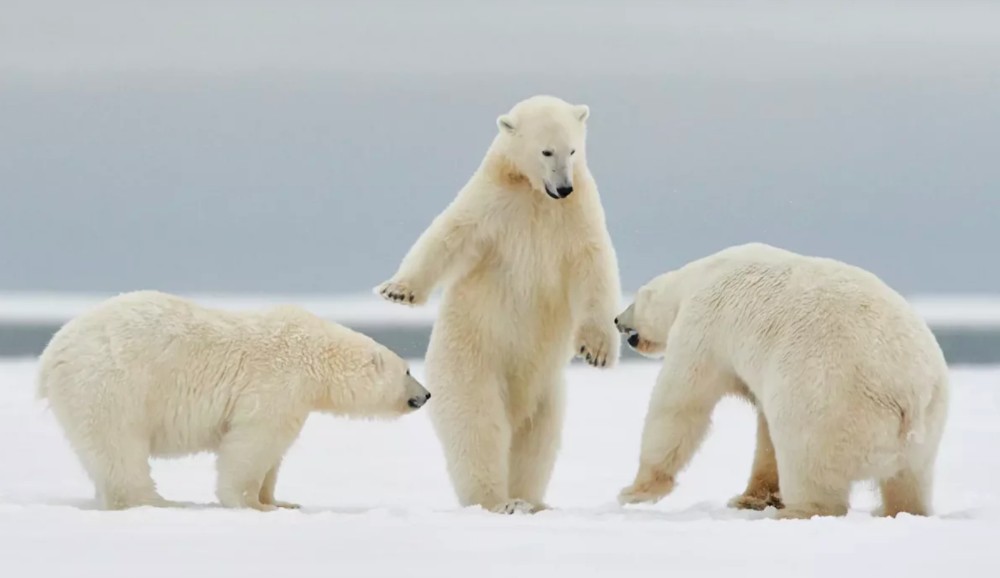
[38,290,430,511]
[615,243,949,519]
[376,95,622,514]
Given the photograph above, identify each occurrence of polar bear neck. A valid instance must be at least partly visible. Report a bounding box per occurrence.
[482,151,532,191]
[478,149,592,204]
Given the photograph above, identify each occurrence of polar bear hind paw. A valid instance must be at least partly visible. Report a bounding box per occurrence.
[618,473,675,506]
[728,491,784,511]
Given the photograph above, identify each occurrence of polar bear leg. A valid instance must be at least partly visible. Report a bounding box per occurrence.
[48,376,166,510]
[878,456,934,517]
[773,446,851,519]
[429,370,515,512]
[509,382,565,508]
[216,425,295,511]
[258,459,300,509]
[55,404,163,510]
[619,356,725,505]
[878,385,945,518]
[729,410,783,510]
[79,433,163,510]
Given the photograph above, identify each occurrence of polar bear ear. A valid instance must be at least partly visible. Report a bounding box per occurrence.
[497,115,516,134]
[574,104,590,123]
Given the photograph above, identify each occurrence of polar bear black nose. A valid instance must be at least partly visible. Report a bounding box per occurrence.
[627,333,640,347]
[556,185,574,198]
[408,392,431,409]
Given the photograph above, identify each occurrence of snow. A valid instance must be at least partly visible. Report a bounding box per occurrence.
[3,292,1000,329]
[2,358,999,577]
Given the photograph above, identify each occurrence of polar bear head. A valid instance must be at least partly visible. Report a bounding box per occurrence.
[494,95,590,200]
[614,272,680,359]
[319,328,431,418]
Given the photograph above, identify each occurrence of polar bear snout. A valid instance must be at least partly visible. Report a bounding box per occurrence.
[614,314,642,348]
[405,376,431,410]
[408,392,431,409]
[543,182,574,200]
[614,304,635,334]
[615,304,664,358]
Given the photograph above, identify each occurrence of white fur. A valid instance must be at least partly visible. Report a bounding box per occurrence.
[37,290,429,511]
[615,243,950,519]
[376,95,621,514]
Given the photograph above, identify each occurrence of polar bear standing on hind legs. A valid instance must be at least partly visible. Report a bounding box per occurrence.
[615,243,950,519]
[377,95,622,514]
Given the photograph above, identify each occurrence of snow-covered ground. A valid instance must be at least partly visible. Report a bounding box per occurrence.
[2,358,999,577]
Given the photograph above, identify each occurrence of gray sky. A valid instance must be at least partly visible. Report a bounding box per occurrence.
[2,1,998,297]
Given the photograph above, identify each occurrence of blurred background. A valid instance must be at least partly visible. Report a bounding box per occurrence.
[1,0,998,360]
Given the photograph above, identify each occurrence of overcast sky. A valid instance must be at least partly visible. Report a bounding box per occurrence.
[2,1,998,297]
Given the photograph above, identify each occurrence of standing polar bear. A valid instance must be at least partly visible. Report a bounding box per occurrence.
[615,243,949,519]
[376,95,622,514]
[38,291,430,511]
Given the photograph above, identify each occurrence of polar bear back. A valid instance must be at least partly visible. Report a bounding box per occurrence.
[676,244,947,407]
[38,291,317,456]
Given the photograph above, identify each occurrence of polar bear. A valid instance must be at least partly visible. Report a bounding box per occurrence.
[614,243,949,519]
[375,95,622,514]
[37,290,430,511]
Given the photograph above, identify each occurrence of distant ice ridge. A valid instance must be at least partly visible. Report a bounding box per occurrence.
[1,291,1000,329]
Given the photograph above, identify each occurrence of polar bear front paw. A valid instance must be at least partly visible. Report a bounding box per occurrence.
[575,321,620,368]
[490,499,541,515]
[374,279,425,306]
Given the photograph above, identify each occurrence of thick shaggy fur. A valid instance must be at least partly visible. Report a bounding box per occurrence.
[376,95,622,514]
[615,243,949,519]
[37,291,429,511]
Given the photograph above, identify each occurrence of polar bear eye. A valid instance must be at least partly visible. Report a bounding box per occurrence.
[542,150,553,157]
[570,149,576,156]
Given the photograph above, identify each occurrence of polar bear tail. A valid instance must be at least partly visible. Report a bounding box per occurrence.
[35,349,53,401]
[36,368,50,400]
[899,393,927,445]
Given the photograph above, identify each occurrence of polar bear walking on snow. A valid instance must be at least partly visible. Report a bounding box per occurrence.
[615,243,949,519]
[38,291,431,511]
[376,95,622,514]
